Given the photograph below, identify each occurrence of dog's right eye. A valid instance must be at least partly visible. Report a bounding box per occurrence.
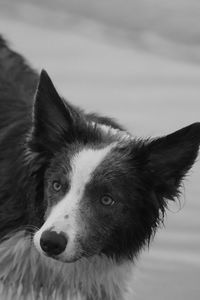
[52,181,62,192]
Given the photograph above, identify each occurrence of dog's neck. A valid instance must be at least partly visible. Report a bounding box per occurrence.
[0,231,133,300]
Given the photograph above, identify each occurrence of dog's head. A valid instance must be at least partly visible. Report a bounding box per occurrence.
[29,70,200,263]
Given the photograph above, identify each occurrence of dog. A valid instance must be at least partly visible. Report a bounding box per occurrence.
[0,35,199,300]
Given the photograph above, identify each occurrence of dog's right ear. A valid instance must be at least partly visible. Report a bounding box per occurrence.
[142,123,200,200]
[30,70,74,153]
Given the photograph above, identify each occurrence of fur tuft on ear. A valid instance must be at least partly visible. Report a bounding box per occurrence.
[31,70,74,153]
[144,123,200,200]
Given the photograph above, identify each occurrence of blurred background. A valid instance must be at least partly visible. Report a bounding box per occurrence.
[0,0,200,299]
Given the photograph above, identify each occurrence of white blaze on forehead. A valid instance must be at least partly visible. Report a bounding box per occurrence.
[70,145,114,191]
[34,143,116,257]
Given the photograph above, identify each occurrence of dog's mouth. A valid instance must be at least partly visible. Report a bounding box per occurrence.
[34,242,84,263]
[43,251,84,263]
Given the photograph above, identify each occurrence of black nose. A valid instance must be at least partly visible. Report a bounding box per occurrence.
[40,230,68,256]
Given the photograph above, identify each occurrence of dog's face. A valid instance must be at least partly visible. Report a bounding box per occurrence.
[30,71,200,263]
[34,143,134,262]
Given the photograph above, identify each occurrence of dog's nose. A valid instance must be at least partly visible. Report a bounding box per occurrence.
[40,230,67,256]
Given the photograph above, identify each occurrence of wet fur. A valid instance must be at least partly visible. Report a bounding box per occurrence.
[0,231,132,300]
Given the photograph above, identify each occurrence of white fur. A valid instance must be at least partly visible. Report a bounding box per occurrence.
[0,232,134,300]
[34,143,116,261]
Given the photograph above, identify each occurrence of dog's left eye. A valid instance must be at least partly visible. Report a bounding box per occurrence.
[100,195,115,206]
[52,181,62,192]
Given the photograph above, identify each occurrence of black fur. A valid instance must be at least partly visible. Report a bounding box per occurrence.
[0,35,199,264]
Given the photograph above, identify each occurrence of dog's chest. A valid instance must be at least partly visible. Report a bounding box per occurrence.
[0,232,133,300]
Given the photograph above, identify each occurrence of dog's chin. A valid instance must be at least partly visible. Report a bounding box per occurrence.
[57,256,81,263]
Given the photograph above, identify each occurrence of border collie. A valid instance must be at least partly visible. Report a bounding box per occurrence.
[0,36,199,300]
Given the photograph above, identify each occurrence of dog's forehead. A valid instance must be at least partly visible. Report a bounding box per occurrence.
[68,123,132,180]
[69,143,117,189]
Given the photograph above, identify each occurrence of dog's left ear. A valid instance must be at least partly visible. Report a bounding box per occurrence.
[141,123,200,199]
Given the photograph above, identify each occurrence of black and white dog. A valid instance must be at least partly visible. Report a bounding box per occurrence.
[0,36,199,300]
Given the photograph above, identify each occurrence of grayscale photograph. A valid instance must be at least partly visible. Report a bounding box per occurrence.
[0,1,199,300]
